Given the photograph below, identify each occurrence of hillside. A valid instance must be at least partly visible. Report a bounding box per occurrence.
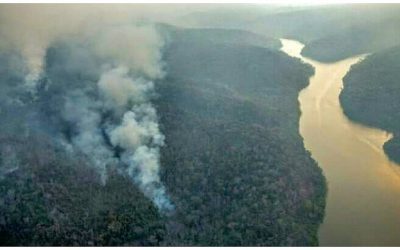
[156,28,326,245]
[0,135,166,246]
[0,45,167,246]
[178,4,400,62]
[246,4,400,61]
[0,26,325,246]
[301,17,400,62]
[340,46,400,164]
[171,27,281,50]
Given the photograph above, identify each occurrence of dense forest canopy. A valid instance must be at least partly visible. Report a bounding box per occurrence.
[156,29,325,245]
[340,46,400,164]
[1,3,400,246]
[0,18,325,245]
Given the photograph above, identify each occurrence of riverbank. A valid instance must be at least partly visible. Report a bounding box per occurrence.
[340,46,400,165]
[281,39,400,246]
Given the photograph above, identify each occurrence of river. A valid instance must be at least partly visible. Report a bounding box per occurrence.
[280,39,400,246]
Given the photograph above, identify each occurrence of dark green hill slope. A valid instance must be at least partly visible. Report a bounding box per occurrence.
[0,27,326,246]
[0,49,166,246]
[0,136,166,246]
[156,30,326,246]
[340,46,400,164]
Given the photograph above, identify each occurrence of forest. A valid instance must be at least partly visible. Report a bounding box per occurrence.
[4,3,400,246]
[179,4,400,62]
[0,23,326,246]
[340,46,400,164]
[157,27,326,245]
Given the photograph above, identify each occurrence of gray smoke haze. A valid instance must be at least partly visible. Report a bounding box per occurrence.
[0,4,176,211]
[0,5,176,91]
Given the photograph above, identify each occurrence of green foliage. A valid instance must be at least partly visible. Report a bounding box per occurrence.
[0,136,166,246]
[0,26,326,246]
[154,33,326,246]
[340,46,400,164]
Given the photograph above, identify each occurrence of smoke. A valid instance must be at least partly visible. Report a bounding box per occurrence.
[62,90,115,183]
[109,105,171,210]
[97,67,154,109]
[22,42,47,91]
[93,26,165,79]
[0,5,174,211]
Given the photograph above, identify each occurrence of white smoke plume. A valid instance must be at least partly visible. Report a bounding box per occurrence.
[97,66,173,210]
[93,26,165,79]
[97,67,154,110]
[62,90,116,183]
[0,5,175,211]
[109,105,172,210]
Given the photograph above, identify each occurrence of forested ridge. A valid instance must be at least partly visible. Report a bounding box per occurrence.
[0,25,326,246]
[0,135,166,246]
[253,5,400,62]
[156,30,326,245]
[0,45,167,246]
[180,4,400,62]
[3,3,400,247]
[340,46,400,164]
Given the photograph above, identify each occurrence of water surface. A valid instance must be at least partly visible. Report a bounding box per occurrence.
[280,39,400,246]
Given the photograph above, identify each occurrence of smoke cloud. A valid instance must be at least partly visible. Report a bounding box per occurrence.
[93,26,165,79]
[97,67,154,109]
[0,5,174,211]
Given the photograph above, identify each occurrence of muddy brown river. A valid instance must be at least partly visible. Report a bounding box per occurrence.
[280,39,400,246]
